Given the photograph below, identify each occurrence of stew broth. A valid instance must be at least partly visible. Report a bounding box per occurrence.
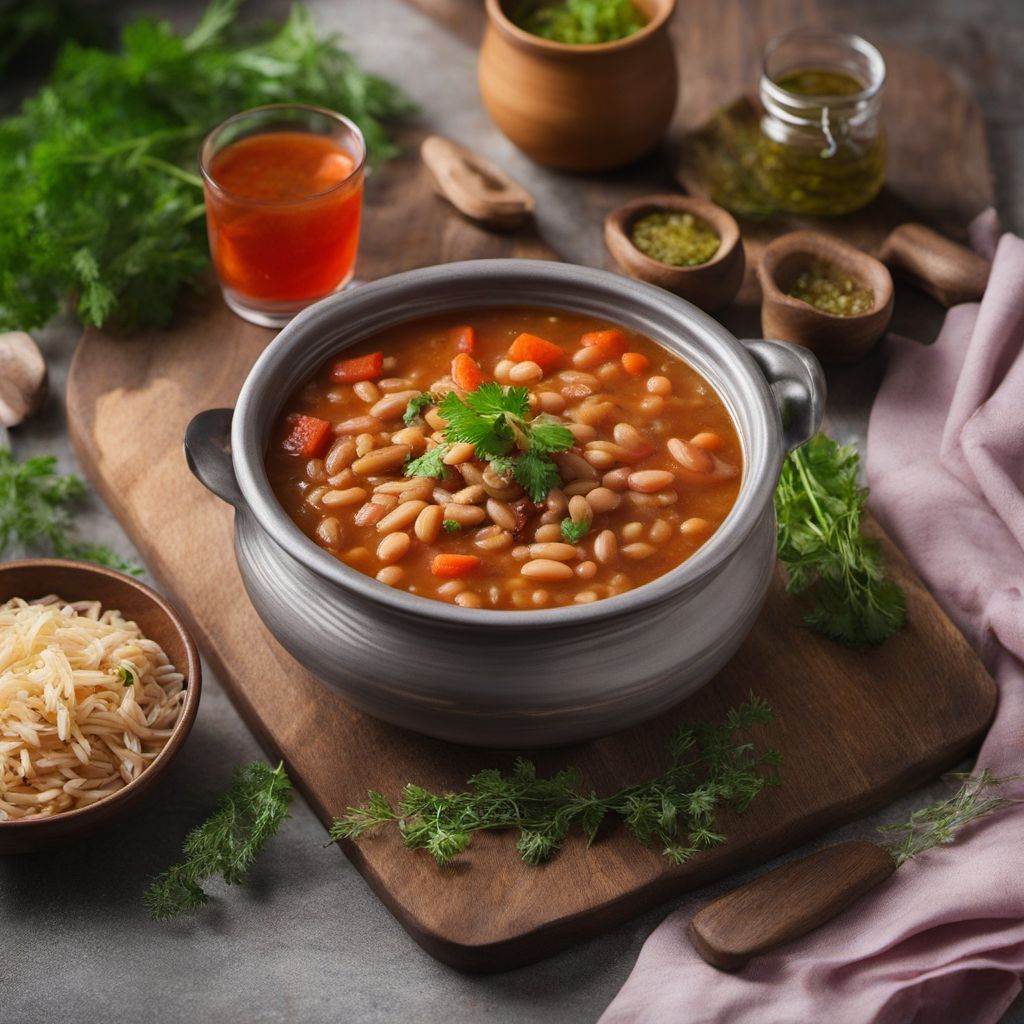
[266,309,742,610]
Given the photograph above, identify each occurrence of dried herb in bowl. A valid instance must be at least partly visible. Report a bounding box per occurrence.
[630,210,722,268]
[788,258,875,316]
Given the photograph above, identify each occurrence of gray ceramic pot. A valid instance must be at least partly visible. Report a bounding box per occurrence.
[186,260,824,747]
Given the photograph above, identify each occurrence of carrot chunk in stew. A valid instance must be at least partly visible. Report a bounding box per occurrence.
[432,554,481,578]
[331,351,384,383]
[449,325,477,355]
[282,415,332,458]
[621,351,650,376]
[508,333,565,371]
[580,329,627,359]
[451,352,487,391]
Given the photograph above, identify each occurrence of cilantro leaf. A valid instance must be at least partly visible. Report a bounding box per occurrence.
[404,445,449,480]
[403,392,436,427]
[442,520,461,534]
[529,419,575,454]
[467,382,529,420]
[514,451,562,503]
[438,391,515,459]
[560,518,590,544]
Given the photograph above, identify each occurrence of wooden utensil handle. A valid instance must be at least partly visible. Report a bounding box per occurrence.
[688,840,897,971]
[880,223,991,307]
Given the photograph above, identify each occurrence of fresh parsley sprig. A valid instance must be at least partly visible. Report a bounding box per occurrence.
[331,694,780,867]
[0,0,412,331]
[560,518,590,544]
[0,448,141,574]
[408,382,574,502]
[775,434,906,648]
[144,762,293,921]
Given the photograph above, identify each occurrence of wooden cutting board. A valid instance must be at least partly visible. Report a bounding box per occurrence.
[65,5,997,970]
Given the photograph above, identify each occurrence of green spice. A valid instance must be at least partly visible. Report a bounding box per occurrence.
[787,259,874,316]
[0,448,141,574]
[407,382,574,502]
[331,694,781,867]
[403,392,437,428]
[630,210,721,268]
[880,770,1021,866]
[144,762,293,920]
[442,520,461,534]
[0,0,412,331]
[775,434,906,647]
[516,0,646,45]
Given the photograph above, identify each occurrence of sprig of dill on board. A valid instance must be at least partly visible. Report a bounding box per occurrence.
[775,433,906,648]
[880,769,1022,867]
[331,694,781,867]
[0,0,412,332]
[144,762,293,921]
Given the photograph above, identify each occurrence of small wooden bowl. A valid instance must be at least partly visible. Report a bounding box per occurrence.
[605,194,745,312]
[757,231,894,364]
[0,559,201,854]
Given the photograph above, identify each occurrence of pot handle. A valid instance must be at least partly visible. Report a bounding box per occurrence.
[742,339,826,452]
[184,408,245,509]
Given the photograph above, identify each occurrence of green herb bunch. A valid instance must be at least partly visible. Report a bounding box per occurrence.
[775,433,906,647]
[0,0,412,332]
[0,448,140,574]
[144,761,293,920]
[404,382,575,502]
[880,769,1021,867]
[332,694,781,867]
[518,0,646,45]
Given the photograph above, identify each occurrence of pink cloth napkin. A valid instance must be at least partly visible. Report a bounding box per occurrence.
[601,223,1024,1024]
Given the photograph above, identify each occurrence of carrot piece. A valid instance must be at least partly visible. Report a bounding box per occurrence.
[508,333,566,371]
[621,351,650,376]
[451,352,487,391]
[449,325,477,355]
[330,351,384,383]
[432,553,481,578]
[580,329,627,359]
[282,415,332,459]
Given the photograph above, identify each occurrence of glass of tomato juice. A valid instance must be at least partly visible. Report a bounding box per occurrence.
[199,104,365,327]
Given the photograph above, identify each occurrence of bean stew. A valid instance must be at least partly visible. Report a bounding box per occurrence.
[266,309,742,610]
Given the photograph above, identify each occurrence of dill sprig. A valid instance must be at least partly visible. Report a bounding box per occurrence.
[0,448,141,574]
[880,769,1021,867]
[775,433,906,648]
[331,694,781,867]
[144,761,293,921]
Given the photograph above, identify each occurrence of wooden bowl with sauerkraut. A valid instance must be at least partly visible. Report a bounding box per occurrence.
[0,559,201,853]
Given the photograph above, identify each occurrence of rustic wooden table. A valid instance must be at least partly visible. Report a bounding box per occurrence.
[2,1,1022,1021]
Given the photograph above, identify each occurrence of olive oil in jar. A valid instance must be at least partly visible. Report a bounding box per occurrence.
[756,29,887,216]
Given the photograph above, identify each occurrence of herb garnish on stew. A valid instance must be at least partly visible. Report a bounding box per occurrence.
[404,382,575,503]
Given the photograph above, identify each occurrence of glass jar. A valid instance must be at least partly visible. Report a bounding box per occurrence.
[756,28,886,216]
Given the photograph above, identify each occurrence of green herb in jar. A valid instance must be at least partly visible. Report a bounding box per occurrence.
[630,211,721,268]
[516,0,646,45]
[787,259,874,316]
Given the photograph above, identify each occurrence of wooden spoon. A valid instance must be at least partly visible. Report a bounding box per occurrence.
[421,134,535,231]
[880,223,991,307]
[689,840,897,971]
[757,231,894,364]
[604,194,745,313]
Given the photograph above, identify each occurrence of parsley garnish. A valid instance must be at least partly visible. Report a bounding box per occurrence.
[442,520,461,534]
[775,433,906,647]
[117,662,138,687]
[560,518,590,544]
[144,762,293,920]
[404,444,449,480]
[0,448,141,574]
[421,383,574,502]
[403,392,437,427]
[332,694,780,867]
